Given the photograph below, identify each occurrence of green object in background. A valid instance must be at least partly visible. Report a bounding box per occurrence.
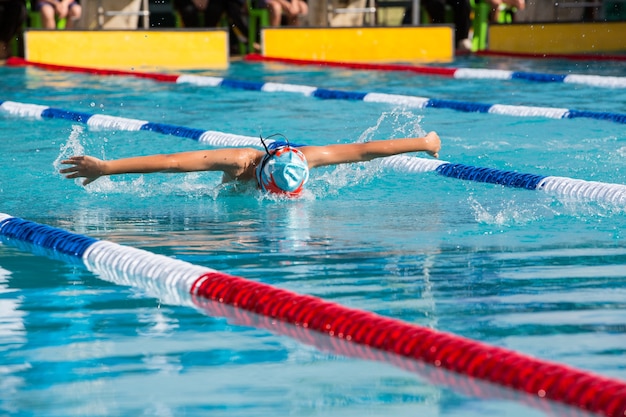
[471,0,490,51]
[248,1,270,53]
[470,1,515,52]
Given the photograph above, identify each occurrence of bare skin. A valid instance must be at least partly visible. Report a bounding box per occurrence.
[489,0,525,10]
[40,0,82,29]
[60,132,441,186]
[267,0,308,26]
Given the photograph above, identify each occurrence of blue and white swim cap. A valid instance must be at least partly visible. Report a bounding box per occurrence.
[256,146,309,197]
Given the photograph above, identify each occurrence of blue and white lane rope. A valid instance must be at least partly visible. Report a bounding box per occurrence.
[0,100,259,147]
[380,155,626,206]
[6,58,626,125]
[0,212,212,307]
[245,54,626,89]
[456,69,626,88]
[2,100,625,206]
[175,75,626,125]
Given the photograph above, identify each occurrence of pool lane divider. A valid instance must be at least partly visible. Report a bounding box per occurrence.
[6,57,626,125]
[1,212,625,417]
[2,99,625,207]
[192,290,597,417]
[244,54,626,89]
[0,100,260,147]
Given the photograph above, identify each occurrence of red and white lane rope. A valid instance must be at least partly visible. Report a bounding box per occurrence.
[1,213,625,417]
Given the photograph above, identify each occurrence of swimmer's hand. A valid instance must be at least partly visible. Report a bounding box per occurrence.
[59,155,106,186]
[424,131,441,159]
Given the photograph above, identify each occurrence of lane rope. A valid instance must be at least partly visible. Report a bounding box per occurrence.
[2,99,625,207]
[6,57,626,125]
[244,54,626,89]
[1,212,625,417]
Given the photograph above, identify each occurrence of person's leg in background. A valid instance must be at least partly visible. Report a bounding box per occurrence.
[402,0,470,51]
[38,1,58,28]
[65,1,81,28]
[224,0,249,33]
[265,0,283,26]
[204,0,252,52]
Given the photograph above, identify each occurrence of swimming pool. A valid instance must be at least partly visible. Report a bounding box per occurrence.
[1,55,625,417]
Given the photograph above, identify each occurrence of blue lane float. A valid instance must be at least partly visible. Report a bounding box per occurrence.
[5,58,626,125]
[455,67,626,89]
[245,54,626,89]
[175,75,626,125]
[435,163,547,190]
[0,100,259,147]
[1,100,625,206]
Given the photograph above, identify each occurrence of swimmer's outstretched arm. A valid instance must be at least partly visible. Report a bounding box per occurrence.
[301,131,440,168]
[59,148,262,186]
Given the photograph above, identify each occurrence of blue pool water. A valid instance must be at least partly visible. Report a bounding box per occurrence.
[1,56,626,417]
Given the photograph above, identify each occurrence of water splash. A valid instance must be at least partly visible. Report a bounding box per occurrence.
[53,124,85,175]
[357,107,425,143]
[316,108,426,195]
[469,194,541,226]
[52,125,131,193]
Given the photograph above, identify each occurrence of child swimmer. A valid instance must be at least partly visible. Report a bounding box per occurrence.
[60,132,441,197]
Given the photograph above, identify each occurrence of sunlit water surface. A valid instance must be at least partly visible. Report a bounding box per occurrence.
[0,56,625,417]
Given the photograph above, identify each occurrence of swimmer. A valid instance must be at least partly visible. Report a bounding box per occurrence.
[59,131,441,197]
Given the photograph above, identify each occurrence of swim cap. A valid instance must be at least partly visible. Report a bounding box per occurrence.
[256,146,309,196]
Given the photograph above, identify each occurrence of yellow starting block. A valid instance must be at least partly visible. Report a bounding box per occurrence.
[488,21,626,54]
[24,29,230,70]
[262,26,455,63]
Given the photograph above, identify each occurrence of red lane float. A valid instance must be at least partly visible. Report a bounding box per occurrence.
[244,53,458,76]
[6,57,180,82]
[192,271,626,417]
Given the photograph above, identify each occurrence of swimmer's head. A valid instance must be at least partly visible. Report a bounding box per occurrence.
[256,135,309,197]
